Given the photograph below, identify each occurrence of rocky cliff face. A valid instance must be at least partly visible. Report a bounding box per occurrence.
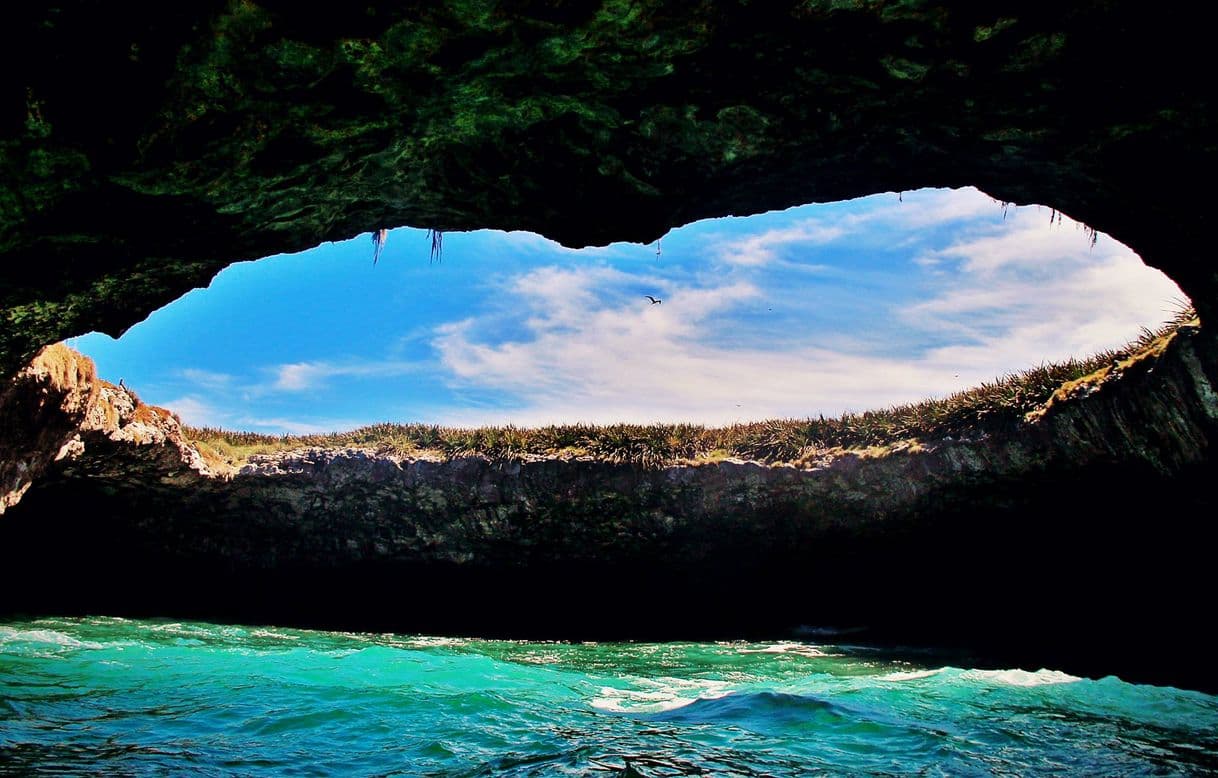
[0,344,214,515]
[0,345,97,513]
[3,2,1217,376]
[2,329,1216,689]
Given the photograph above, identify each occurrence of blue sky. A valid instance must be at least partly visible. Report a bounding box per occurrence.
[69,187,1186,433]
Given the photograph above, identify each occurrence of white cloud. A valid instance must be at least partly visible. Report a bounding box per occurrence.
[899,208,1184,366]
[882,187,1007,228]
[919,208,1097,275]
[272,362,325,391]
[706,187,1004,271]
[485,229,643,258]
[434,262,962,425]
[715,223,846,267]
[160,395,228,428]
[435,266,781,423]
[158,393,364,435]
[268,359,423,393]
[429,191,1186,426]
[177,368,234,390]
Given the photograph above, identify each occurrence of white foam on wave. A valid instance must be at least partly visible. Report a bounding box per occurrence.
[144,621,219,638]
[394,636,470,649]
[590,676,734,713]
[0,627,103,651]
[515,651,564,665]
[738,643,828,658]
[250,628,300,641]
[962,668,1082,687]
[878,668,945,682]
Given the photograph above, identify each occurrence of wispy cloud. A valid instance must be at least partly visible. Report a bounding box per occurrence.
[705,187,1004,271]
[435,266,773,423]
[430,193,1185,426]
[268,359,423,393]
[160,395,228,428]
[177,368,234,390]
[918,209,1100,275]
[900,207,1184,361]
[272,362,329,392]
[159,358,424,433]
[435,262,961,424]
[714,224,846,267]
[484,229,644,259]
[161,392,365,435]
[881,187,1006,228]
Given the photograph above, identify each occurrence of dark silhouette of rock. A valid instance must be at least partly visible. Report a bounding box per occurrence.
[2,331,1217,690]
[2,3,1217,376]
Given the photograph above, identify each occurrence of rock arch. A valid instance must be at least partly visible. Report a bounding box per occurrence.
[3,2,1215,377]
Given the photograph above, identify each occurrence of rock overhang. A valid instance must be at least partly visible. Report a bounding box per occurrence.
[5,2,1218,691]
[3,1,1217,378]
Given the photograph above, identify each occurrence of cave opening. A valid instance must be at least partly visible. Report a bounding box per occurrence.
[6,186,1214,691]
[6,6,1218,767]
[64,186,1186,436]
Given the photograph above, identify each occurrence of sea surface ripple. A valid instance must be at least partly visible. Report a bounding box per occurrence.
[2,617,1216,775]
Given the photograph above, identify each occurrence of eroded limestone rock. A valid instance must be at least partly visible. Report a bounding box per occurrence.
[0,346,212,513]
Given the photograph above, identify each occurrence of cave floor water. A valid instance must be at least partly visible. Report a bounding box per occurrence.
[2,616,1216,775]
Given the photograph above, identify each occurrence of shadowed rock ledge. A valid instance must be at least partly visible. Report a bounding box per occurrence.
[2,327,1216,690]
[3,1,1218,696]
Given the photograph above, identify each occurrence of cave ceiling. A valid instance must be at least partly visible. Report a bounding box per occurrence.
[2,1,1215,377]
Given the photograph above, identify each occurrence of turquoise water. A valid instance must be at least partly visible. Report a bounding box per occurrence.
[2,618,1216,775]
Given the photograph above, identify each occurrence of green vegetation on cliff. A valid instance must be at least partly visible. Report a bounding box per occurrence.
[186,310,1196,469]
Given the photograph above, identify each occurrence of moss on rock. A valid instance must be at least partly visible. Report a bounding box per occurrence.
[2,2,1217,376]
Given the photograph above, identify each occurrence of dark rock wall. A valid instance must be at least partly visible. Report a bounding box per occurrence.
[3,1,1217,375]
[0,345,98,513]
[3,328,1216,689]
[4,1,1218,691]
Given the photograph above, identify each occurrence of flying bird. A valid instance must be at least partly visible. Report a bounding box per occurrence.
[645,295,662,305]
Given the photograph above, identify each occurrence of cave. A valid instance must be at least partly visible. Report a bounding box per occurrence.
[4,2,1217,374]
[3,3,1218,691]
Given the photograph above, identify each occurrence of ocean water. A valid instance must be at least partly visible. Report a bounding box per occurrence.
[1,618,1216,775]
